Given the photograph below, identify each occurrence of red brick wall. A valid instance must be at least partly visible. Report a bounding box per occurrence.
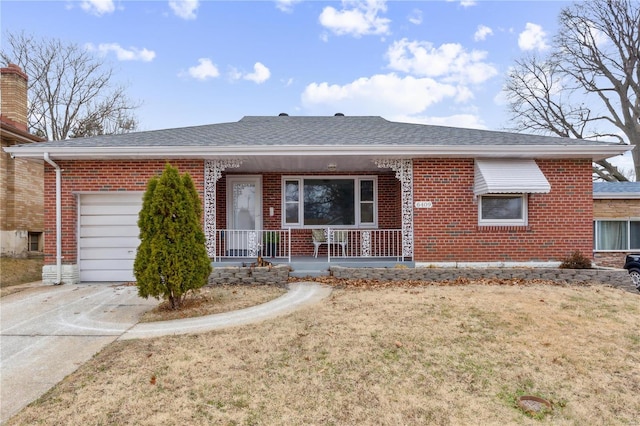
[219,171,400,256]
[45,158,591,264]
[44,160,205,265]
[413,158,593,263]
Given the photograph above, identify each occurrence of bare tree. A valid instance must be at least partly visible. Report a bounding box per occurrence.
[504,0,639,181]
[1,32,139,140]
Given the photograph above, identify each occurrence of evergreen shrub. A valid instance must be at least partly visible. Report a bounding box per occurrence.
[134,163,212,309]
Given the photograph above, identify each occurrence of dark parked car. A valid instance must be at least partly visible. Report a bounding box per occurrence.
[624,254,640,291]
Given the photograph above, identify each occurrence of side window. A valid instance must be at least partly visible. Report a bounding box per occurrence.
[284,180,300,225]
[631,221,640,250]
[360,179,375,225]
[594,220,640,250]
[479,195,527,226]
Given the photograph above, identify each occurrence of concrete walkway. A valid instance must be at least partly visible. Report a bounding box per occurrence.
[0,281,331,424]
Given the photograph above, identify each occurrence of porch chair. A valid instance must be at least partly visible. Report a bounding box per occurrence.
[312,229,348,258]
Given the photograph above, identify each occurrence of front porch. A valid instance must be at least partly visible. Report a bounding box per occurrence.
[210,228,414,277]
[203,158,415,268]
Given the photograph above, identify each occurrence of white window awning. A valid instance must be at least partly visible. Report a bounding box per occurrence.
[474,159,551,196]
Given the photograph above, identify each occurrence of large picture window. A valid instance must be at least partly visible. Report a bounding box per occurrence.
[283,177,377,227]
[478,194,527,226]
[594,220,640,251]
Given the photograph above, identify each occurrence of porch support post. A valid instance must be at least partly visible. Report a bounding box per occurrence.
[374,159,413,259]
[204,159,242,258]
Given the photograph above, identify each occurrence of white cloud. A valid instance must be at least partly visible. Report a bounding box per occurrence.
[275,0,301,13]
[244,62,271,84]
[85,43,156,62]
[518,23,548,51]
[169,0,199,20]
[392,113,487,129]
[301,73,459,117]
[474,25,493,42]
[229,63,271,84]
[186,58,220,80]
[408,9,422,25]
[80,0,115,16]
[386,38,498,85]
[319,0,391,38]
[447,0,476,7]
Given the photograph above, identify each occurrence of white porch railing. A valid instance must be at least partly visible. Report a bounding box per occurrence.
[212,228,404,262]
[213,229,291,262]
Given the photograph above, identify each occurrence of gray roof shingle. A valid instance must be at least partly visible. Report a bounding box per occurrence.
[10,116,626,148]
[593,182,640,195]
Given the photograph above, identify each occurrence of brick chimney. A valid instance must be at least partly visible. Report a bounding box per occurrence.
[0,64,29,132]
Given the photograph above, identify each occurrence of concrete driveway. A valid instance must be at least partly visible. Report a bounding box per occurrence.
[0,282,156,423]
[0,281,331,424]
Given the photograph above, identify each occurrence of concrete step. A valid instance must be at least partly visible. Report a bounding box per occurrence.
[288,261,330,278]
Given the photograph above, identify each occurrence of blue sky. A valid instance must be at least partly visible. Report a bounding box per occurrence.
[1,0,634,173]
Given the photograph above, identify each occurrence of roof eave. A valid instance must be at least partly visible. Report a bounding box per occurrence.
[593,193,640,200]
[3,143,632,161]
[1,124,46,144]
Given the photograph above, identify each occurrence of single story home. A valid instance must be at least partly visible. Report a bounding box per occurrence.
[4,114,632,284]
[593,181,640,268]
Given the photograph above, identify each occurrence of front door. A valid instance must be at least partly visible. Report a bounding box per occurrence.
[226,176,262,256]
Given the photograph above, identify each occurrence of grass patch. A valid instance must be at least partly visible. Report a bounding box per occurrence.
[6,283,640,425]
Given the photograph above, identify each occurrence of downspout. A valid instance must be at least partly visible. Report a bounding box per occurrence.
[43,153,62,285]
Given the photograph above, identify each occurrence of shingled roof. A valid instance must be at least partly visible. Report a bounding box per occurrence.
[4,115,632,161]
[593,182,640,198]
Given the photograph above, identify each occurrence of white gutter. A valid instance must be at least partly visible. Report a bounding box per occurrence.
[593,193,640,200]
[43,153,62,285]
[4,143,633,161]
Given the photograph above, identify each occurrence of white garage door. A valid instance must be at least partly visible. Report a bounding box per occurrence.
[79,193,143,282]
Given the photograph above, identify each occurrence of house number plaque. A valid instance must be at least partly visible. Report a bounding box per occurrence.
[414,201,433,209]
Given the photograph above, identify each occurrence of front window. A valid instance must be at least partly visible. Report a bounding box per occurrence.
[283,177,377,227]
[594,220,640,251]
[479,194,527,226]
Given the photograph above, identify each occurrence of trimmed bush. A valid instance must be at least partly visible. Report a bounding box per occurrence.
[559,250,592,269]
[134,163,212,309]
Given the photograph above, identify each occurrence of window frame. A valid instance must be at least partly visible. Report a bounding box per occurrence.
[28,231,43,252]
[282,176,378,228]
[593,218,640,251]
[478,194,528,226]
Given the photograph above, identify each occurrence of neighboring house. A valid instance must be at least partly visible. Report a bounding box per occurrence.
[593,181,640,268]
[4,114,632,284]
[0,64,45,258]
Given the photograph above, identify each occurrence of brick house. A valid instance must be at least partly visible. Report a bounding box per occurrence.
[0,64,45,258]
[593,181,640,268]
[4,114,632,284]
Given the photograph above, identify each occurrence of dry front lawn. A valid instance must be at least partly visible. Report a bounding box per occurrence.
[7,282,640,425]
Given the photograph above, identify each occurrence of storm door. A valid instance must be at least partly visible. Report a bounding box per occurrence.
[226,176,262,256]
